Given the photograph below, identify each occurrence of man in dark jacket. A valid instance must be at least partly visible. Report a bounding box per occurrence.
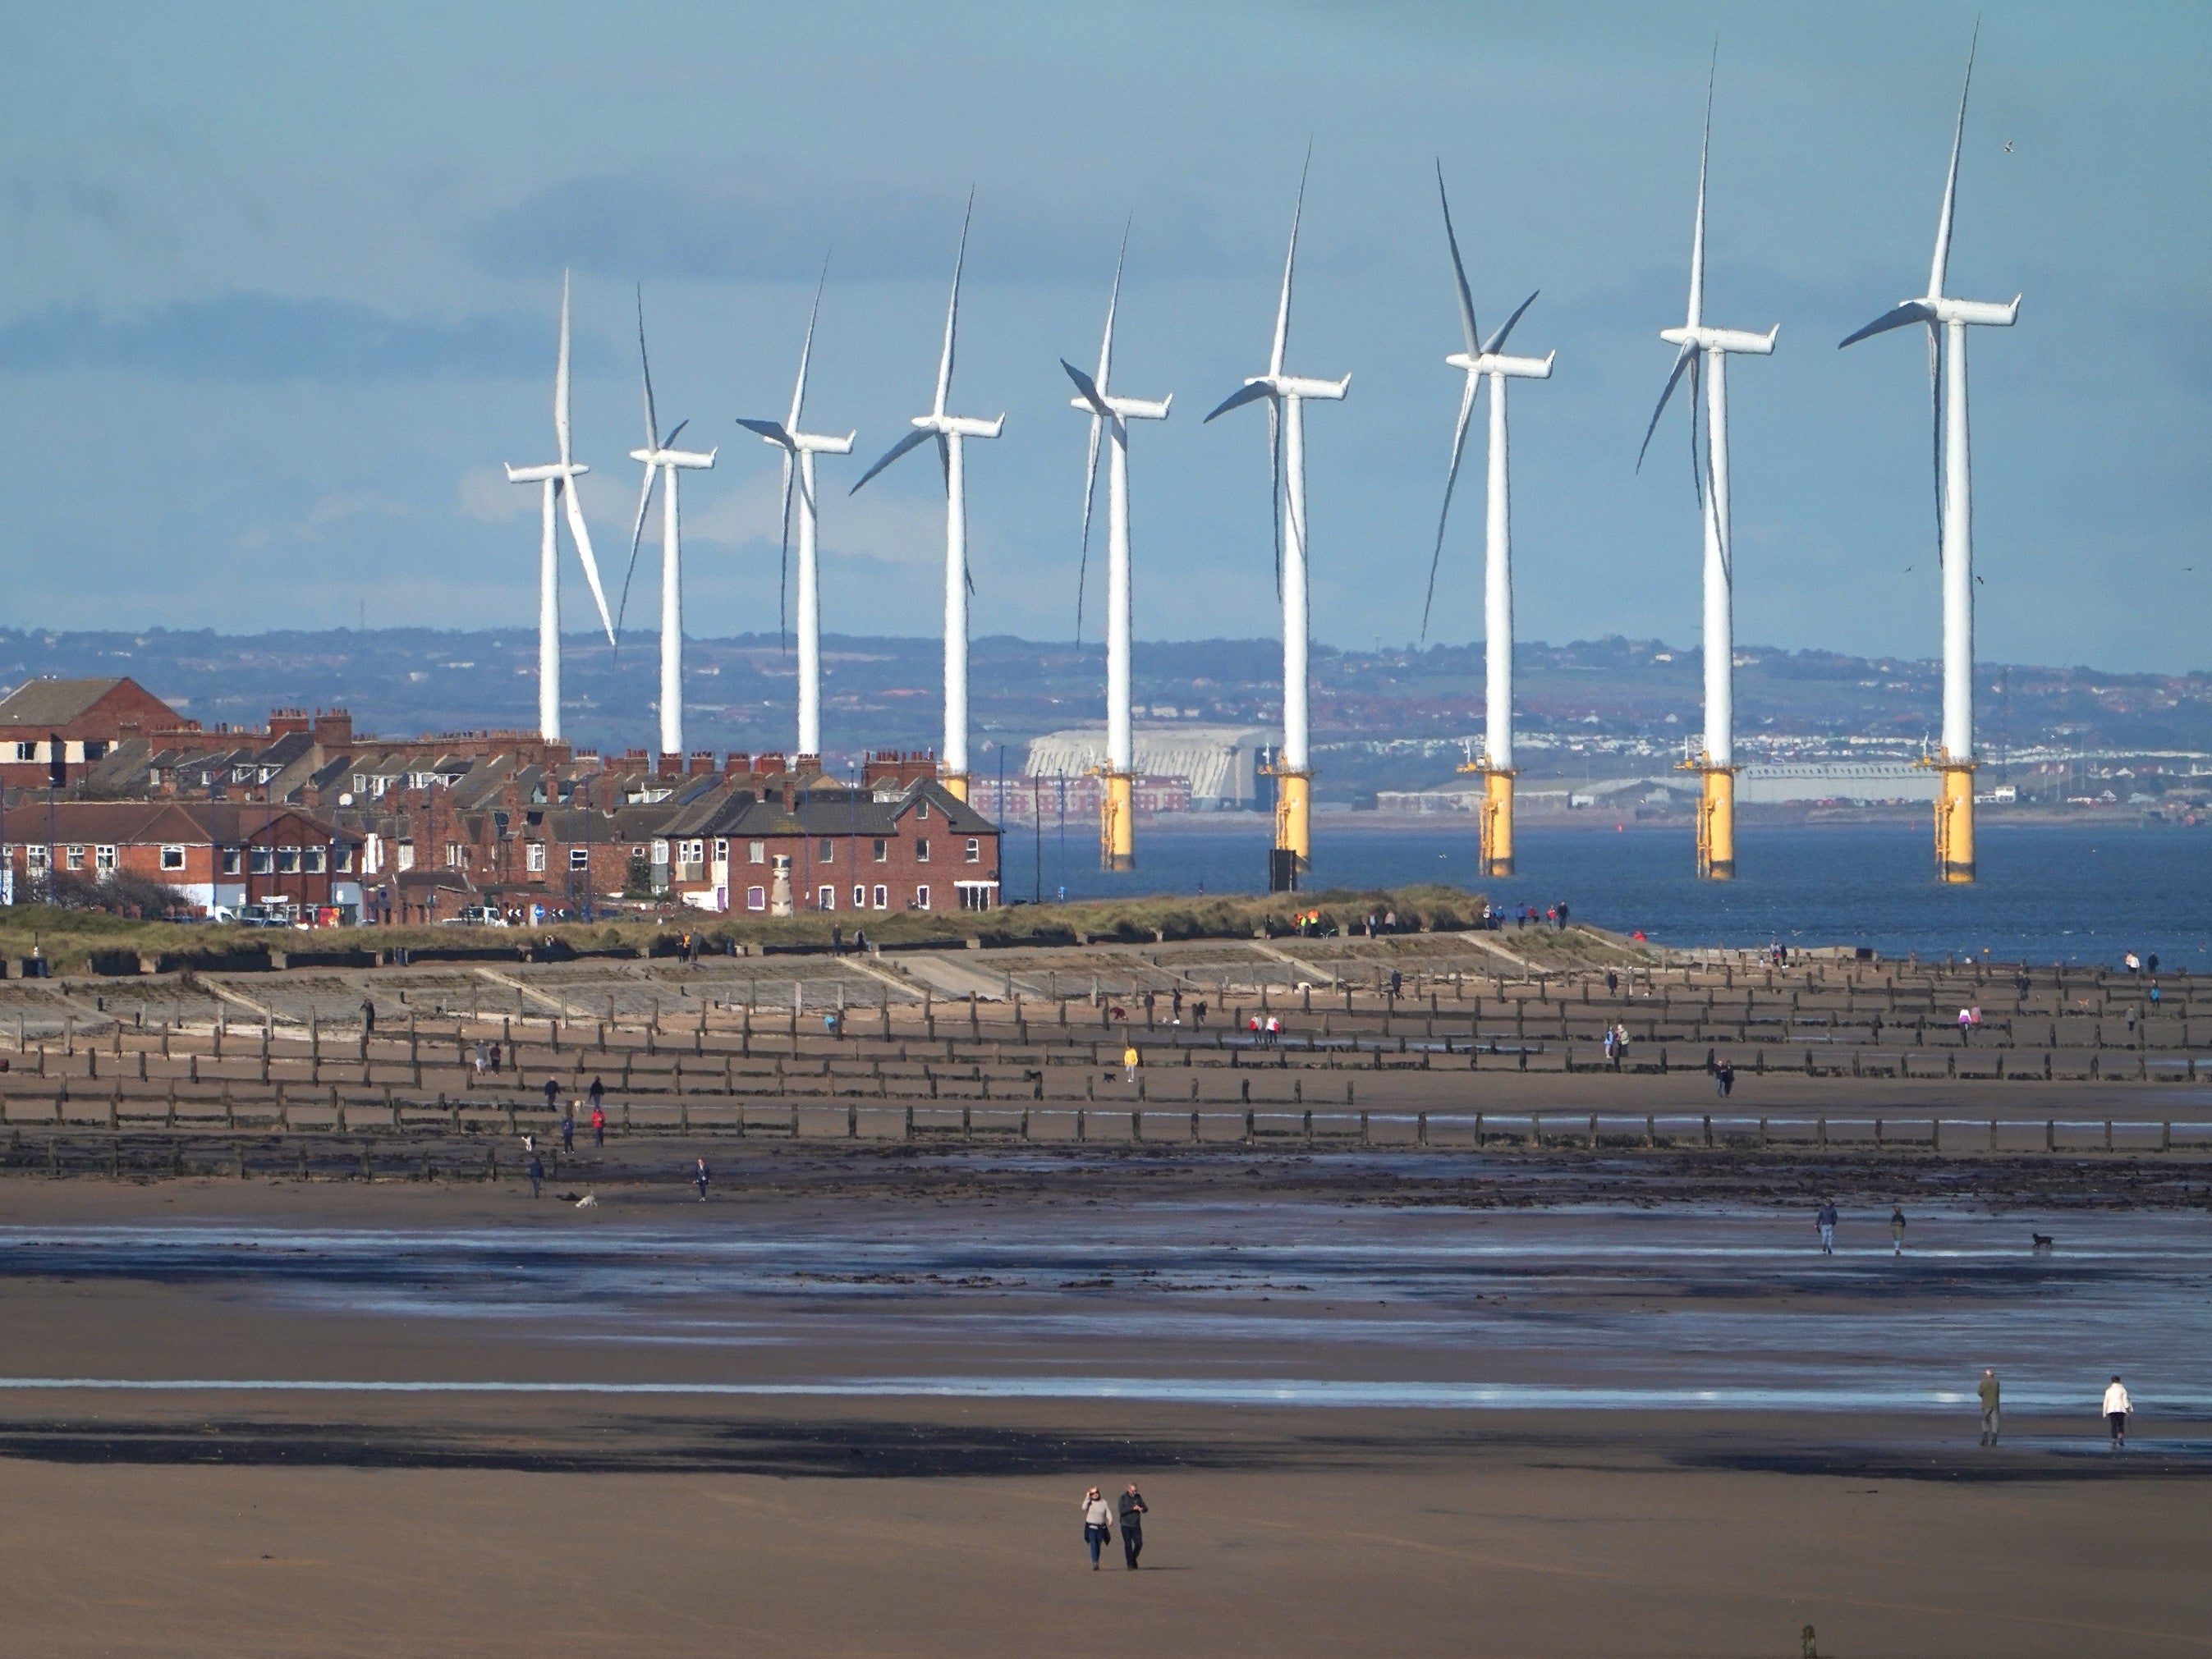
[1117,1484,1148,1569]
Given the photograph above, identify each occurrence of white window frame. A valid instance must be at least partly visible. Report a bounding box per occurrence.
[748,840,766,864]
[818,885,835,911]
[525,842,547,873]
[64,845,85,871]
[746,885,767,911]
[818,838,834,863]
[852,885,865,909]
[915,884,930,910]
[872,884,888,910]
[94,845,117,874]
[160,845,186,871]
[569,847,590,872]
[965,837,981,864]
[396,841,415,872]
[250,847,273,874]
[303,846,326,873]
[914,836,929,863]
[25,845,48,873]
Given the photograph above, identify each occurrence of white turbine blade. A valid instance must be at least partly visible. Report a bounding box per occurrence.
[554,269,574,465]
[1098,220,1127,392]
[560,475,616,644]
[662,417,688,450]
[937,431,951,492]
[850,425,933,493]
[1482,290,1540,357]
[1435,163,1480,355]
[1635,343,1696,473]
[1838,299,1934,349]
[1268,395,1283,598]
[777,449,795,652]
[735,417,792,443]
[1927,319,1945,548]
[1074,410,1101,645]
[1204,381,1271,422]
[1688,50,1714,328]
[1269,149,1310,379]
[635,286,659,448]
[1421,373,1480,640]
[616,461,660,637]
[1930,22,1978,301]
[1688,351,1706,508]
[791,256,826,431]
[934,191,973,419]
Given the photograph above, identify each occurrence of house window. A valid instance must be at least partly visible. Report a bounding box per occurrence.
[160,845,186,871]
[64,846,85,871]
[95,845,117,873]
[818,838,834,862]
[84,740,108,763]
[748,840,766,864]
[569,848,590,872]
[447,845,466,868]
[872,838,888,863]
[352,773,367,792]
[965,837,981,864]
[276,847,300,874]
[304,847,326,873]
[713,838,728,860]
[25,845,48,872]
[220,848,241,875]
[651,839,670,864]
[915,884,930,910]
[681,840,704,865]
[335,846,354,873]
[914,837,929,863]
[12,741,32,761]
[852,885,865,909]
[916,799,929,820]
[525,842,547,873]
[818,886,835,911]
[396,841,415,872]
[746,885,766,911]
[872,884,888,910]
[250,848,273,874]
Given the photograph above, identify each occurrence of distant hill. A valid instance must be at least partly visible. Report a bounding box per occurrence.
[0,628,2205,802]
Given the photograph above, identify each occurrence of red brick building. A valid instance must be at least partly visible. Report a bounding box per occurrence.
[0,677,189,789]
[0,802,366,919]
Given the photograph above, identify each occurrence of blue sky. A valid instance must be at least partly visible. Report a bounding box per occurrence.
[0,2,2204,670]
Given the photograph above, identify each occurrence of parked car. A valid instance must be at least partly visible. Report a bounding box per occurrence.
[440,905,512,928]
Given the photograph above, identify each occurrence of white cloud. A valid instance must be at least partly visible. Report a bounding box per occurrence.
[237,491,411,550]
[457,465,534,523]
[682,465,944,571]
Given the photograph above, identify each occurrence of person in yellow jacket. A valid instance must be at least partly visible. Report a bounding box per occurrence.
[1123,1043,1140,1084]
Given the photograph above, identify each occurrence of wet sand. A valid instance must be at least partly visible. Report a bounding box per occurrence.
[4,1156,2210,1656]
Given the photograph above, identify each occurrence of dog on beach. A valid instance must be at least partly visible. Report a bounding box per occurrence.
[576,1193,599,1208]
[2031,1232,2054,1252]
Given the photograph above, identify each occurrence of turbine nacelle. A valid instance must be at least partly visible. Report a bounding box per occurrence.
[738,418,856,457]
[631,446,718,470]
[1660,323,1778,356]
[911,412,1005,440]
[1068,392,1171,422]
[1444,350,1554,381]
[503,461,587,484]
[1256,373,1350,403]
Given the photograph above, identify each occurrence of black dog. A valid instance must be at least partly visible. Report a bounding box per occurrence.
[2031,1233,2055,1252]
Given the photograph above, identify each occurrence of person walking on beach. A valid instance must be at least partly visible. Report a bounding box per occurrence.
[1715,1059,1735,1098]
[589,1075,605,1112]
[543,1076,558,1112]
[360,997,376,1034]
[561,1108,575,1153]
[693,1157,711,1201]
[591,1103,606,1147]
[1890,1206,1907,1256]
[1123,1042,1140,1085]
[1081,1487,1113,1569]
[2104,1375,2132,1450]
[1816,1200,1838,1255]
[527,1152,544,1198]
[1118,1483,1149,1569]
[1979,1368,2002,1446]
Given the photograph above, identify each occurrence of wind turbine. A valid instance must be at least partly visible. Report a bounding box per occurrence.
[1636,60,1776,881]
[1840,29,2017,884]
[851,195,1003,804]
[1063,227,1171,871]
[737,264,854,763]
[1203,156,1348,891]
[618,290,716,763]
[503,272,615,743]
[1421,166,1552,879]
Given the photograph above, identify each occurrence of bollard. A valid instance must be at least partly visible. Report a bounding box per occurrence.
[1702,1115,1712,1148]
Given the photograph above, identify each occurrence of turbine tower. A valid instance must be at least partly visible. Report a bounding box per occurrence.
[1204,157,1348,890]
[503,272,616,742]
[619,291,716,762]
[1636,62,1777,880]
[738,264,854,763]
[1840,30,2017,884]
[851,195,1003,804]
[1420,167,1552,879]
[1063,227,1171,871]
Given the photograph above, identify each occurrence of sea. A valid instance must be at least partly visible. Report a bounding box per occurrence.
[1005,818,2212,971]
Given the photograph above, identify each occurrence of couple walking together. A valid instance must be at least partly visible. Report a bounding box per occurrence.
[1081,1485,1148,1570]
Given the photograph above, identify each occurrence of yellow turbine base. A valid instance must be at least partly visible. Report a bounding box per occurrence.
[1100,771,1135,871]
[1937,763,1976,883]
[1696,767,1737,881]
[1480,768,1516,878]
[941,772,968,805]
[1274,770,1312,868]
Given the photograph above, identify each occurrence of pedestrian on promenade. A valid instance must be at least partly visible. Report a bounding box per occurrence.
[589,1075,605,1111]
[1171,988,1184,1020]
[1081,1487,1113,1570]
[1890,1206,1907,1256]
[1979,1368,2002,1446]
[1715,1059,1735,1098]
[1816,1200,1838,1255]
[1191,1001,1207,1029]
[561,1108,575,1153]
[1605,969,1619,996]
[1604,1028,1618,1066]
[2104,1375,2132,1450]
[471,1041,488,1077]
[1118,1483,1149,1569]
[1389,969,1402,1000]
[1123,1042,1140,1085]
[528,1153,544,1198]
[591,1103,606,1147]
[694,1157,711,1202]
[1558,901,1570,928]
[361,998,376,1034]
[543,1076,558,1111]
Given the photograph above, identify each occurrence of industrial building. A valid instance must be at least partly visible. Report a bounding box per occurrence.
[1022,726,1272,810]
